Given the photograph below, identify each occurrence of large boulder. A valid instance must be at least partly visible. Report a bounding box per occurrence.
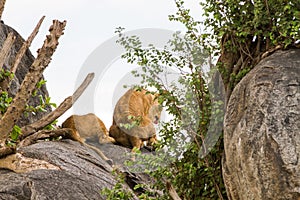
[0,139,156,199]
[223,49,300,199]
[0,22,51,126]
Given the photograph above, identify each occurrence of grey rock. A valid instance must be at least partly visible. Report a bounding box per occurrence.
[0,140,145,200]
[88,141,157,195]
[223,49,300,200]
[0,22,51,127]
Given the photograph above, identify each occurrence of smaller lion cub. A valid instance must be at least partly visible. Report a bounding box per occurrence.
[62,113,115,163]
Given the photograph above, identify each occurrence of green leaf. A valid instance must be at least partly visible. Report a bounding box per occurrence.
[10,125,22,142]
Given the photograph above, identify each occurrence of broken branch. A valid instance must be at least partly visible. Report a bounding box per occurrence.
[18,128,74,148]
[0,143,14,158]
[20,72,95,137]
[11,16,45,74]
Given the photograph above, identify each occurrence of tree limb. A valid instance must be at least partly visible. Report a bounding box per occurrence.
[0,32,15,72]
[20,72,95,137]
[0,143,14,158]
[18,128,74,148]
[0,20,66,143]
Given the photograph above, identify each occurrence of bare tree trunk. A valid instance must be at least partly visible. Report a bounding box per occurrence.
[21,73,95,137]
[0,20,66,143]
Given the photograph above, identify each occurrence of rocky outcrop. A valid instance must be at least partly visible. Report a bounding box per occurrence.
[0,139,156,199]
[0,22,51,126]
[223,49,300,200]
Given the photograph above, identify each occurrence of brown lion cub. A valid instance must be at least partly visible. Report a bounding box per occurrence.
[109,89,161,151]
[62,113,115,163]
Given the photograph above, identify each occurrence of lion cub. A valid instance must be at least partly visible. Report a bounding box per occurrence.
[62,113,115,163]
[109,89,161,151]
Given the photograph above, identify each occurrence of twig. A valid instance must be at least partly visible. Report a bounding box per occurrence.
[20,73,95,137]
[255,36,261,57]
[261,45,282,59]
[0,32,15,71]
[166,181,182,200]
[238,42,253,61]
[0,20,66,142]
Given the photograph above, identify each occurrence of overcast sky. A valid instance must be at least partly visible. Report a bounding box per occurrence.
[2,0,202,126]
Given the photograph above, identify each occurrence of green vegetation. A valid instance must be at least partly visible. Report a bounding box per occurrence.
[7,125,22,146]
[0,69,13,81]
[119,115,143,130]
[0,91,12,114]
[113,2,226,199]
[201,0,300,92]
[25,95,56,116]
[104,0,299,199]
[0,72,56,143]
[101,171,134,200]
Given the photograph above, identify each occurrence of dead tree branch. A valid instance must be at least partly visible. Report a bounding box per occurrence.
[18,128,74,148]
[0,32,15,71]
[0,16,45,92]
[21,72,95,137]
[0,0,6,20]
[0,144,14,158]
[0,20,66,143]
[11,16,45,74]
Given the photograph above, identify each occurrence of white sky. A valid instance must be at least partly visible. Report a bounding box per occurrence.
[2,0,202,126]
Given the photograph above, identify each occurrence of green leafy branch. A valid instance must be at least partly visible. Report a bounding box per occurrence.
[119,115,143,130]
[0,68,14,82]
[0,91,12,114]
[101,170,134,200]
[25,95,56,116]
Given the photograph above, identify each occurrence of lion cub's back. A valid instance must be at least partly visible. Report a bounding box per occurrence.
[62,113,108,140]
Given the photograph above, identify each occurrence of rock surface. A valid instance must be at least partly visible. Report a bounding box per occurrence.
[0,140,155,199]
[223,49,300,200]
[0,22,51,126]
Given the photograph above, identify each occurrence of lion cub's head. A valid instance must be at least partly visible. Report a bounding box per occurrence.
[139,89,162,125]
[148,98,162,125]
